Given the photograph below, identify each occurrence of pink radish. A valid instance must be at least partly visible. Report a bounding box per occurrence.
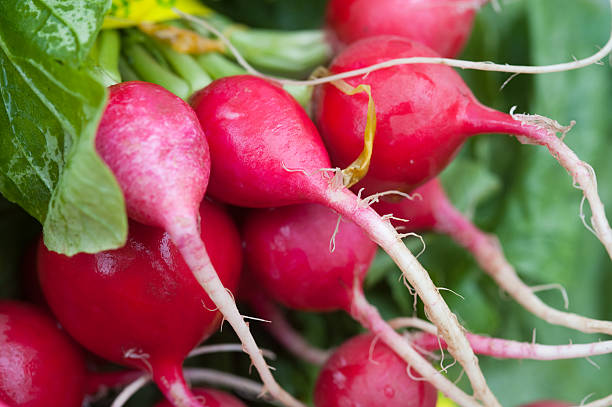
[313,36,612,258]
[314,333,438,407]
[0,301,86,407]
[374,178,612,335]
[37,200,241,407]
[191,74,498,407]
[94,81,301,407]
[154,388,247,407]
[325,0,486,57]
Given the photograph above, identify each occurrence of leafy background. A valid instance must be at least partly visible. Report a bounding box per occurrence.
[1,0,612,406]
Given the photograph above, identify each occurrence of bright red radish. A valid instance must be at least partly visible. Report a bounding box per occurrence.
[37,200,241,407]
[191,75,498,407]
[314,333,437,407]
[154,388,247,407]
[95,81,300,407]
[0,301,86,407]
[374,178,612,336]
[314,36,612,258]
[325,0,485,57]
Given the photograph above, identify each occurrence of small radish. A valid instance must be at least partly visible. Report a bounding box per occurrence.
[94,81,301,407]
[314,333,438,407]
[313,36,612,258]
[37,200,241,407]
[154,388,247,407]
[0,301,86,407]
[374,178,612,335]
[325,0,487,57]
[191,75,498,407]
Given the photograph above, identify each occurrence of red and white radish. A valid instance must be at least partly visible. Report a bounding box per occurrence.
[94,81,301,407]
[0,301,86,407]
[374,178,612,335]
[314,333,438,407]
[191,74,498,407]
[37,200,240,407]
[325,0,487,57]
[313,36,612,259]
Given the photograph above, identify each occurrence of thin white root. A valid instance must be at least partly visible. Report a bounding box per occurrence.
[176,0,612,86]
[111,375,150,407]
[169,221,305,407]
[433,196,612,335]
[326,188,499,407]
[394,317,612,360]
[188,343,276,360]
[184,368,273,402]
[509,113,612,261]
[579,394,612,407]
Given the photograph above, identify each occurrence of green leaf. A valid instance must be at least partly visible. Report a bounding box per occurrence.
[0,0,127,255]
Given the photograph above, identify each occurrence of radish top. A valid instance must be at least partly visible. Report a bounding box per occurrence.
[314,333,438,407]
[326,0,480,57]
[0,301,86,407]
[96,81,209,229]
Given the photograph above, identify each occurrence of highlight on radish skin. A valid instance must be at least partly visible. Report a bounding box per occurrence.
[95,81,302,407]
[325,0,487,57]
[37,200,241,407]
[191,74,501,407]
[0,301,87,407]
[373,178,612,336]
[313,36,612,259]
[314,333,438,407]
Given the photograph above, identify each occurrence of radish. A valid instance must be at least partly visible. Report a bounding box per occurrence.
[325,0,487,57]
[154,388,247,407]
[313,36,612,259]
[37,200,241,407]
[374,178,612,335]
[191,74,499,407]
[94,81,301,407]
[0,301,86,407]
[314,333,438,407]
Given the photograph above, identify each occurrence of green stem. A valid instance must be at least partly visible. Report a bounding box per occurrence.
[118,56,140,82]
[159,44,212,93]
[195,52,246,79]
[96,30,122,86]
[122,42,190,99]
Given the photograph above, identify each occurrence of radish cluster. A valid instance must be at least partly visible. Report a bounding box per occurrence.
[14,1,612,406]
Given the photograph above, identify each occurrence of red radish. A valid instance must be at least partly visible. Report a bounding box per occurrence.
[95,81,300,407]
[313,36,612,258]
[325,0,486,57]
[154,388,247,407]
[191,74,498,407]
[314,333,437,407]
[374,178,612,335]
[0,301,86,407]
[37,200,241,407]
